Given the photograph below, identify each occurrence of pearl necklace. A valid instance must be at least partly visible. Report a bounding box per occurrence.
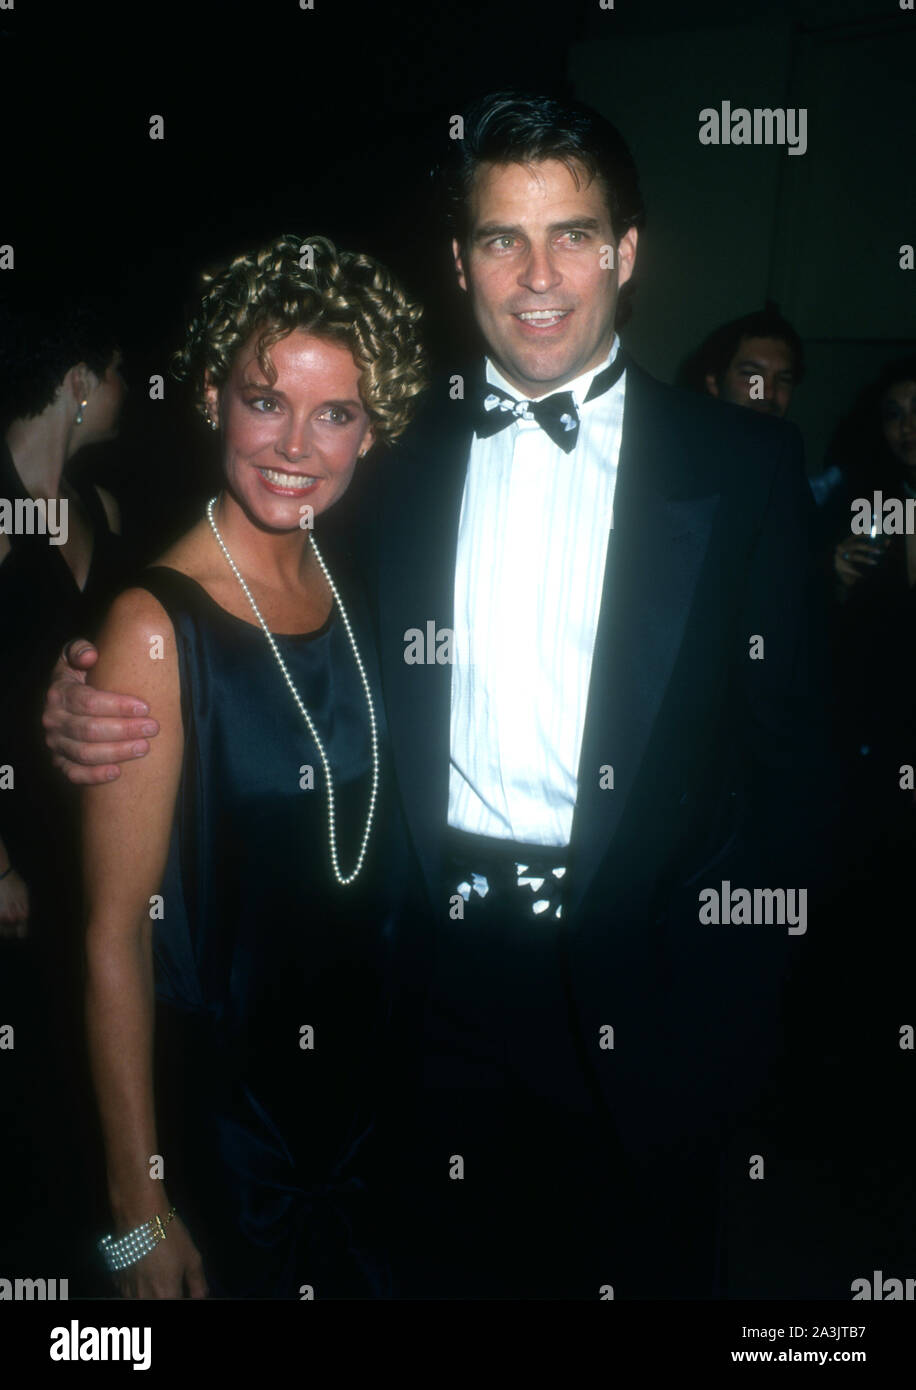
[206,497,378,887]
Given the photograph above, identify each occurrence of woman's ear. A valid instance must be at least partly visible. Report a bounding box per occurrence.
[358,426,375,459]
[203,370,220,428]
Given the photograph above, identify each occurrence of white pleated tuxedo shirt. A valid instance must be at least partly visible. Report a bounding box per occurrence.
[448,334,627,847]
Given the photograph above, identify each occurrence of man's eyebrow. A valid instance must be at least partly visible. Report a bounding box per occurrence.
[472,216,604,241]
[734,358,792,373]
[472,222,522,241]
[549,217,603,233]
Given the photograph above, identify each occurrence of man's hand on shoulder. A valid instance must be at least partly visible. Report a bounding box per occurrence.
[42,633,160,786]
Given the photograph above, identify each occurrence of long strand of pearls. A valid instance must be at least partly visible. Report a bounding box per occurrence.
[206,497,378,886]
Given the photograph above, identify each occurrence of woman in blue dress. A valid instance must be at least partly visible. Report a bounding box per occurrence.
[81,234,426,1298]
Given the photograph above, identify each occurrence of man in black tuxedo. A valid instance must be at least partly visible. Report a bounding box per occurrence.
[44,92,832,1299]
[359,92,833,1299]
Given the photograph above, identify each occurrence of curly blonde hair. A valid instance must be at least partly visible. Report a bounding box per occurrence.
[172,233,427,445]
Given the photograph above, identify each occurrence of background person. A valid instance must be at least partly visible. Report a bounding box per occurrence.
[680,304,804,420]
[0,288,126,1278]
[0,290,126,936]
[824,357,916,844]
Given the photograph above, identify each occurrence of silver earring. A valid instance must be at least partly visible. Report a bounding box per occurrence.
[75,399,87,426]
[206,414,218,431]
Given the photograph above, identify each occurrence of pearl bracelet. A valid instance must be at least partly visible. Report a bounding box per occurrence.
[99,1207,176,1272]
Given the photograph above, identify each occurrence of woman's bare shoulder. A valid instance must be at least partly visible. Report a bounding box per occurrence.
[100,586,175,640]
[92,587,181,697]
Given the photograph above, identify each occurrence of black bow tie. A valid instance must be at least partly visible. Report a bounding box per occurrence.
[475,350,627,453]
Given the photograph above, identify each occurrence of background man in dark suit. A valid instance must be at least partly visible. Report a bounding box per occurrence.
[44,91,833,1300]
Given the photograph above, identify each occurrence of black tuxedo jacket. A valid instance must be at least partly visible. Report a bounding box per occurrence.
[347,354,836,1163]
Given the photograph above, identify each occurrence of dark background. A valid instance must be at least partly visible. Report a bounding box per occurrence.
[4,0,913,557]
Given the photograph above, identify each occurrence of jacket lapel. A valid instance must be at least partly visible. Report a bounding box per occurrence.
[567,362,720,917]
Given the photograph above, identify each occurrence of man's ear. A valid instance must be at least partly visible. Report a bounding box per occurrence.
[452,238,468,294]
[615,226,638,289]
[704,372,720,399]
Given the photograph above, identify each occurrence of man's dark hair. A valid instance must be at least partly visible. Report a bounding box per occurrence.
[689,305,806,390]
[440,90,645,245]
[0,291,119,425]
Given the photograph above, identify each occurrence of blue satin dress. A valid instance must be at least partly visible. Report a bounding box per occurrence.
[136,564,398,1299]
